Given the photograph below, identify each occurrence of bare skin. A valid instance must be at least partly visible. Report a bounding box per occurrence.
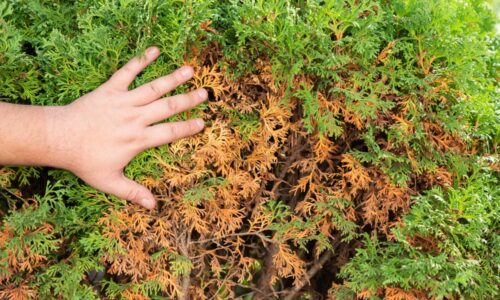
[0,46,207,209]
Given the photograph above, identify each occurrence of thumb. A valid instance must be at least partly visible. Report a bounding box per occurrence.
[104,173,157,209]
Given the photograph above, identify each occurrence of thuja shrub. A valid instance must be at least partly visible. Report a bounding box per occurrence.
[336,167,499,299]
[0,0,498,299]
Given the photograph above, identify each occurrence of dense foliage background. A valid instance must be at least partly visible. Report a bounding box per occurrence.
[0,0,498,299]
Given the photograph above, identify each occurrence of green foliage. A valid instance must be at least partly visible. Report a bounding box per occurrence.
[168,252,193,277]
[0,180,110,298]
[0,3,41,103]
[339,168,500,299]
[182,177,227,204]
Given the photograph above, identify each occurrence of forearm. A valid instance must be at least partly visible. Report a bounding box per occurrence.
[0,102,67,168]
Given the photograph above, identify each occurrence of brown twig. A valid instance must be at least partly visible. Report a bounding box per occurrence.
[190,230,273,246]
[282,250,333,300]
[178,230,191,300]
[255,242,279,299]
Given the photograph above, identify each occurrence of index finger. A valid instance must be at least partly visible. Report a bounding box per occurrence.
[105,47,161,91]
[127,66,194,106]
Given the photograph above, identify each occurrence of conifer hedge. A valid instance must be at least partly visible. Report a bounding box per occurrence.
[0,0,498,299]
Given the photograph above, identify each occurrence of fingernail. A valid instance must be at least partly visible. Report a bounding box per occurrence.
[180,66,194,79]
[196,118,205,129]
[197,88,208,99]
[146,47,159,56]
[141,198,156,209]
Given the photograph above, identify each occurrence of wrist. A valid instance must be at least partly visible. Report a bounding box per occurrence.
[43,105,78,170]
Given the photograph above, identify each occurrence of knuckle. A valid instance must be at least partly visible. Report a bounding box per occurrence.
[187,120,197,131]
[168,123,180,137]
[121,111,140,123]
[193,88,205,99]
[125,187,140,202]
[166,99,178,112]
[171,71,184,85]
[148,82,162,97]
[96,85,115,97]
[134,130,148,145]
[104,87,119,97]
[121,63,135,75]
[121,131,137,144]
[121,127,146,145]
[189,91,200,103]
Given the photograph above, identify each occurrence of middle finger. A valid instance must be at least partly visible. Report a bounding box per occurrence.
[140,88,208,125]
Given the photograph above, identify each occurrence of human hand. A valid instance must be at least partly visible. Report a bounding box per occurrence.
[47,47,206,209]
